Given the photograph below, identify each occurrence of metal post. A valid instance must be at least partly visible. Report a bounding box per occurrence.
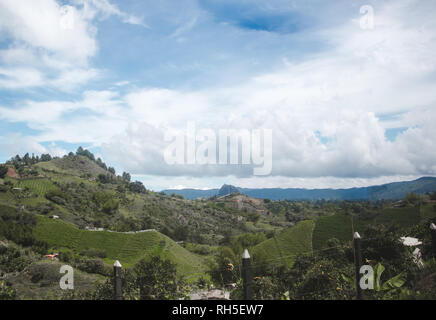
[114,260,122,300]
[353,232,363,300]
[242,249,253,300]
[431,223,436,258]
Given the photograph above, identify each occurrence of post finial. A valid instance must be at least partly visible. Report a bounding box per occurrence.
[431,223,436,231]
[114,260,122,267]
[242,249,250,259]
[354,232,361,239]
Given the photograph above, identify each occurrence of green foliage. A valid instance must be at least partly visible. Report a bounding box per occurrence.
[97,174,113,184]
[0,204,47,253]
[122,172,131,182]
[128,181,146,194]
[76,147,95,161]
[134,255,186,299]
[45,189,68,205]
[0,244,35,273]
[0,165,8,179]
[372,263,406,291]
[230,232,266,256]
[208,246,239,285]
[92,191,119,214]
[0,280,16,300]
[77,258,106,275]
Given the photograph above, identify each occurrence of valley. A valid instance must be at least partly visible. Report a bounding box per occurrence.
[1,149,436,300]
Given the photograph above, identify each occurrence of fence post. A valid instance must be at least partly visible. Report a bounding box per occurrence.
[242,249,252,300]
[353,232,363,300]
[114,260,123,300]
[431,223,436,258]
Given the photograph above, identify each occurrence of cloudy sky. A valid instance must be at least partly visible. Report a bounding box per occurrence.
[1,0,436,191]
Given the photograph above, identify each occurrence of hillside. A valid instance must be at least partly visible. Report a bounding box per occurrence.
[36,155,111,178]
[312,204,436,250]
[33,215,206,275]
[1,153,268,245]
[2,149,436,300]
[163,177,436,200]
[251,220,315,267]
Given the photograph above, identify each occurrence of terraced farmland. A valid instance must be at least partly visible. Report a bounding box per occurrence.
[16,179,59,197]
[312,206,422,251]
[252,219,314,267]
[33,215,206,275]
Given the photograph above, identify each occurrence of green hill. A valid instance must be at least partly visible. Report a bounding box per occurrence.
[252,219,314,267]
[36,155,111,178]
[312,206,425,250]
[33,215,206,276]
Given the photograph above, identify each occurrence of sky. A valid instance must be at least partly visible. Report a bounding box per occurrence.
[1,0,436,191]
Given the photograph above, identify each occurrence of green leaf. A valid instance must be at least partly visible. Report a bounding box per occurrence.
[341,274,354,288]
[374,263,385,291]
[381,272,406,291]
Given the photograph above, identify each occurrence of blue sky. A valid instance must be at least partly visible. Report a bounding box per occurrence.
[1,0,436,191]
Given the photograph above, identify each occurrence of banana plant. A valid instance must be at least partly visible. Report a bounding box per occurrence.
[341,262,406,291]
[372,263,406,291]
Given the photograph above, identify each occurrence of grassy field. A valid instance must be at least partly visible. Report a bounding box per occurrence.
[16,179,59,197]
[33,215,206,276]
[252,219,314,267]
[312,206,423,250]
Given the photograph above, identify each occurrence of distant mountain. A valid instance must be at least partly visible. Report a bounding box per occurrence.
[162,177,436,201]
[218,184,239,197]
[164,188,219,199]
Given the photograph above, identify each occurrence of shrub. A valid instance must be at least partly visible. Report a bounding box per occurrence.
[0,280,16,300]
[80,248,107,259]
[45,189,67,204]
[78,258,105,275]
[0,166,8,179]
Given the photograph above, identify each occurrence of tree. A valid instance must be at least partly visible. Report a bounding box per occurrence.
[76,146,95,161]
[76,146,84,155]
[122,172,131,182]
[97,174,112,184]
[23,153,30,165]
[0,166,7,179]
[134,256,185,300]
[173,225,189,241]
[40,154,52,162]
[129,181,146,193]
[108,167,115,175]
[208,247,239,285]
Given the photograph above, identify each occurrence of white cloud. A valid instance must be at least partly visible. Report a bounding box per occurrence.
[0,0,144,90]
[99,0,436,180]
[73,0,146,26]
[0,67,44,88]
[0,133,47,158]
[0,0,97,64]
[1,0,436,189]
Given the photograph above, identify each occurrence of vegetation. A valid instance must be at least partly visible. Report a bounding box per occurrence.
[1,149,436,300]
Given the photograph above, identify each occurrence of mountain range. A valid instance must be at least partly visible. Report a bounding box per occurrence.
[162,177,436,201]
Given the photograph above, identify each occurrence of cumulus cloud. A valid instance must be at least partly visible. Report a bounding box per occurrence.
[100,0,436,180]
[1,0,436,189]
[0,0,142,90]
